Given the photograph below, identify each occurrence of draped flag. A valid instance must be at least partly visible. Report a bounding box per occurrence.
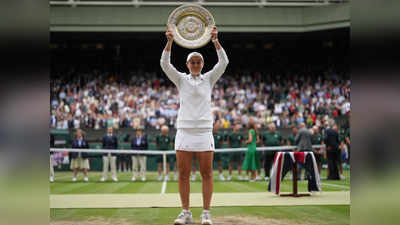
[268,152,321,195]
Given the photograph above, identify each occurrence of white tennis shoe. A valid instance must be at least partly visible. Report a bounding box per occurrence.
[174,210,193,225]
[200,211,213,225]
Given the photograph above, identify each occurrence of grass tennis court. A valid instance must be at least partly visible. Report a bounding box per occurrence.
[51,205,349,225]
[50,169,350,225]
[50,169,349,194]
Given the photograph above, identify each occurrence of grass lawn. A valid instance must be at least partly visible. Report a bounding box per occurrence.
[50,169,350,224]
[50,169,349,194]
[51,205,349,225]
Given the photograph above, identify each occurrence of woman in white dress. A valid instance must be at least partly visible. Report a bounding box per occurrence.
[160,25,229,225]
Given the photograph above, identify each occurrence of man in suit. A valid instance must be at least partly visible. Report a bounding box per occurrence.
[100,126,119,182]
[131,128,148,181]
[295,123,313,180]
[70,129,90,182]
[325,124,340,180]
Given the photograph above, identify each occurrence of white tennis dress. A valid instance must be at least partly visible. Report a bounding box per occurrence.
[160,48,229,151]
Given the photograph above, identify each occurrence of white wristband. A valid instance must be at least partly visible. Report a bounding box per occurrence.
[212,39,218,43]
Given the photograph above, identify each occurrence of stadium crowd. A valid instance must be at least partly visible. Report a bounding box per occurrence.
[50,68,350,131]
[50,64,351,183]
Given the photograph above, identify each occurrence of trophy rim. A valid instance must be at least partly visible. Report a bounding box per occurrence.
[167,4,215,49]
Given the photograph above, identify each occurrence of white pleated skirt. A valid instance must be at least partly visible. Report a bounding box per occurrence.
[175,128,215,152]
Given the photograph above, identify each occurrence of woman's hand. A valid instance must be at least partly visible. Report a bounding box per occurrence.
[166,25,174,42]
[211,26,218,41]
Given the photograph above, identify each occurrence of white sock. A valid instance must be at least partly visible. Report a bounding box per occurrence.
[203,210,210,214]
[182,209,191,213]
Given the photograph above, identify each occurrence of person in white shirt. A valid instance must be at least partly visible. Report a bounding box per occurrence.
[161,25,228,225]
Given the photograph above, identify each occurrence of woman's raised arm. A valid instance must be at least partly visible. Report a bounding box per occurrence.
[160,25,184,87]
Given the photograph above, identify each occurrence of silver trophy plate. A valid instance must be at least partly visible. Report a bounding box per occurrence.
[167,4,215,49]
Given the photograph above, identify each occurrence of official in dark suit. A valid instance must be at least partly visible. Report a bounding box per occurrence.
[131,128,148,181]
[325,124,340,180]
[100,127,119,182]
[295,123,313,180]
[70,129,90,182]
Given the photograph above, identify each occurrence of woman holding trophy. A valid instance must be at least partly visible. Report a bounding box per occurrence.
[160,5,229,224]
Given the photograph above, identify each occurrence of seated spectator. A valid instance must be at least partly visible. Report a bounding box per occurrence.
[50,66,350,131]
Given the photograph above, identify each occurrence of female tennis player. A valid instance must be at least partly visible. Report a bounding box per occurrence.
[160,25,229,225]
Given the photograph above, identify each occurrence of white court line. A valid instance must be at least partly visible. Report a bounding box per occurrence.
[161,179,167,194]
[50,192,350,208]
[55,175,73,179]
[321,182,350,189]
